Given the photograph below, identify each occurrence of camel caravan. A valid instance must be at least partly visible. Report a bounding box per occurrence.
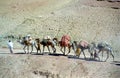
[17,34,114,62]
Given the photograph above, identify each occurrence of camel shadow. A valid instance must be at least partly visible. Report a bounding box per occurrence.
[115,64,120,66]
[111,7,120,9]
[31,52,55,55]
[49,53,67,56]
[111,61,120,66]
[31,53,44,55]
[14,52,26,54]
[67,55,101,62]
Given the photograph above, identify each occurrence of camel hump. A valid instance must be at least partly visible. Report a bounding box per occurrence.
[43,36,51,40]
[98,42,110,48]
[61,35,70,42]
[24,35,32,41]
[61,35,71,46]
[79,40,89,48]
[42,39,48,43]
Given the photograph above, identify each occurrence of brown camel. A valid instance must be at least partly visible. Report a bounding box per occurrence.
[40,37,57,54]
[18,37,35,54]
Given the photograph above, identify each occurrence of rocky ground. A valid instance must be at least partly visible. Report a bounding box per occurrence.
[0,0,120,78]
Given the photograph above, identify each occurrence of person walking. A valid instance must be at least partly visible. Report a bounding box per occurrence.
[7,40,14,53]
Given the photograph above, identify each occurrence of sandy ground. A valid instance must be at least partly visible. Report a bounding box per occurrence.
[0,47,120,78]
[0,0,120,78]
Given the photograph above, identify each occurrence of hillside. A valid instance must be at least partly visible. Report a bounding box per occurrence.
[0,0,120,50]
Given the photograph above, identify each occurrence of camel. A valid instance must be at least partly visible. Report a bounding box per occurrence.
[58,35,72,55]
[18,37,35,54]
[96,42,114,61]
[40,36,57,54]
[72,40,96,59]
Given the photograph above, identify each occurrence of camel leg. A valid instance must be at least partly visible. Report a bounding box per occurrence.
[36,49,38,54]
[47,46,50,54]
[94,51,100,61]
[82,51,86,59]
[88,49,93,59]
[94,53,100,61]
[53,46,56,53]
[34,44,37,50]
[105,51,109,62]
[27,46,29,54]
[23,45,26,54]
[34,44,38,54]
[43,46,45,54]
[51,45,56,53]
[91,53,93,59]
[81,49,86,59]
[31,45,33,54]
[39,48,42,54]
[60,47,64,54]
[97,56,100,61]
[54,47,56,53]
[37,49,41,54]
[97,50,101,61]
[30,45,33,54]
[63,47,66,55]
[72,43,76,53]
[102,51,104,61]
[66,46,71,55]
[37,44,41,54]
[110,50,114,61]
